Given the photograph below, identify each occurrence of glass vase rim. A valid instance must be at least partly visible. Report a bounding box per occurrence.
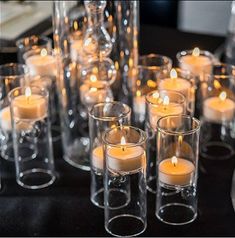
[157,115,200,135]
[138,53,172,70]
[176,49,215,62]
[146,89,186,106]
[16,35,52,48]
[8,85,49,103]
[88,101,131,121]
[102,125,147,148]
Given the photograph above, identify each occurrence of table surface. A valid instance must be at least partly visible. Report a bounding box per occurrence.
[1,25,235,237]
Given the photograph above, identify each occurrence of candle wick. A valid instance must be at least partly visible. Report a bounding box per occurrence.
[122,147,125,152]
[173,163,176,167]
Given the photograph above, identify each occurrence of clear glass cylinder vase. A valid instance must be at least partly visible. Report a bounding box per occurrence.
[103,126,147,237]
[53,1,90,170]
[89,101,131,208]
[156,115,200,225]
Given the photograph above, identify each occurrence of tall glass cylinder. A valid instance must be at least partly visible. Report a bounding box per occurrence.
[109,1,139,105]
[156,115,200,225]
[9,86,56,189]
[103,126,147,237]
[145,90,186,193]
[0,64,29,161]
[53,1,90,170]
[200,63,235,160]
[133,54,172,127]
[89,101,131,208]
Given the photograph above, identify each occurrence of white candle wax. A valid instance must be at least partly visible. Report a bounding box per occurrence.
[13,93,47,120]
[80,80,112,107]
[26,54,57,77]
[92,145,104,171]
[159,77,191,98]
[133,95,146,116]
[149,100,184,129]
[180,54,212,79]
[107,145,145,173]
[0,106,12,131]
[70,38,83,62]
[203,95,235,123]
[159,157,195,186]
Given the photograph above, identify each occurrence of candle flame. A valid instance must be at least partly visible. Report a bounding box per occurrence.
[121,136,126,151]
[192,47,200,57]
[178,135,183,146]
[147,80,157,88]
[120,136,126,145]
[214,80,221,89]
[170,69,177,79]
[90,75,97,82]
[136,80,141,87]
[73,20,78,31]
[171,156,178,167]
[90,87,97,92]
[40,49,47,57]
[163,96,170,106]
[219,91,227,101]
[136,90,141,97]
[25,87,31,97]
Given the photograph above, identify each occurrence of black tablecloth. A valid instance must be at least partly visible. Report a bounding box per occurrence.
[1,25,235,237]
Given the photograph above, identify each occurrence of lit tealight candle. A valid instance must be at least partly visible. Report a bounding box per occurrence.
[148,93,184,130]
[159,69,191,98]
[179,47,213,79]
[133,90,146,116]
[159,156,195,186]
[0,106,12,131]
[92,145,104,171]
[13,87,47,120]
[26,49,57,77]
[107,136,146,173]
[80,75,112,107]
[203,91,235,123]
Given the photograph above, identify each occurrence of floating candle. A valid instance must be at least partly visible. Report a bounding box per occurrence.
[178,47,213,79]
[159,69,191,98]
[148,93,184,130]
[159,156,195,186]
[92,145,104,171]
[0,106,12,131]
[133,90,146,116]
[25,49,57,77]
[107,136,146,173]
[203,91,235,123]
[13,87,47,120]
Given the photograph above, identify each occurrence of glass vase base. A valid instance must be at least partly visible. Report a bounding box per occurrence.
[63,137,90,170]
[200,141,235,160]
[17,168,56,189]
[147,176,156,194]
[156,203,197,225]
[91,187,130,209]
[105,215,146,237]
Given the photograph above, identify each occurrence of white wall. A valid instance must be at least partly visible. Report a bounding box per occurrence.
[178,1,232,36]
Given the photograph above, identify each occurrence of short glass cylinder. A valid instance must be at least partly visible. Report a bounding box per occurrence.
[200,64,235,160]
[0,63,29,161]
[158,68,196,116]
[133,54,172,127]
[89,101,131,208]
[8,86,56,189]
[103,126,147,237]
[156,115,200,225]
[145,90,186,193]
[16,35,52,64]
